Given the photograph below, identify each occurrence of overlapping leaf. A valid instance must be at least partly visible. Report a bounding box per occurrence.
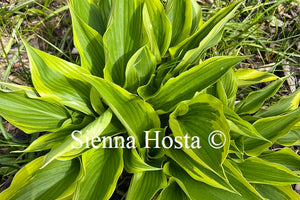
[0,157,81,200]
[126,170,167,200]
[235,78,284,115]
[143,0,171,61]
[124,46,157,93]
[69,5,105,77]
[103,0,146,85]
[74,147,123,200]
[25,42,93,115]
[169,0,242,59]
[244,108,300,155]
[166,0,192,47]
[83,75,160,146]
[70,0,110,35]
[236,157,300,185]
[169,94,230,178]
[164,162,244,200]
[146,56,247,113]
[0,91,69,133]
[255,87,300,118]
[158,180,189,200]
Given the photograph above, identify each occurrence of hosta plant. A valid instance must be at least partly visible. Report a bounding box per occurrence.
[1,0,300,199]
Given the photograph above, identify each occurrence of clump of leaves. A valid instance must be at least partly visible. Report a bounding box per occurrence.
[0,0,300,199]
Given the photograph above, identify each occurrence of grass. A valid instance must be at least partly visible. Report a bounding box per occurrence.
[0,0,299,193]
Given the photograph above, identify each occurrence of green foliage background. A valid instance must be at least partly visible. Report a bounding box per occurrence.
[0,0,299,199]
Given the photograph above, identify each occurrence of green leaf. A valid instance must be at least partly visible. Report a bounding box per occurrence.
[224,106,268,141]
[23,132,68,153]
[244,108,300,155]
[235,68,279,87]
[236,157,300,185]
[126,170,167,200]
[70,0,109,35]
[169,0,242,59]
[124,46,157,93]
[0,91,69,133]
[83,75,160,146]
[168,3,238,78]
[166,148,234,192]
[146,56,247,113]
[254,184,300,200]
[157,180,189,200]
[258,148,300,172]
[70,5,105,77]
[221,69,238,109]
[0,157,81,200]
[24,42,93,115]
[103,0,146,86]
[164,162,244,200]
[124,148,160,173]
[255,87,300,118]
[190,0,202,35]
[277,126,300,146]
[223,160,266,200]
[23,116,94,152]
[169,93,230,178]
[90,87,106,115]
[206,81,228,107]
[235,78,284,115]
[73,147,123,200]
[0,81,39,98]
[42,109,113,167]
[166,0,192,46]
[143,0,171,61]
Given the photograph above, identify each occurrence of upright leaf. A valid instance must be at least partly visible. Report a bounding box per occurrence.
[190,0,202,35]
[168,3,238,78]
[103,0,145,85]
[169,1,242,59]
[124,148,160,173]
[166,0,192,46]
[70,6,105,77]
[70,0,109,35]
[224,106,268,141]
[143,0,171,61]
[221,69,238,109]
[124,46,156,93]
